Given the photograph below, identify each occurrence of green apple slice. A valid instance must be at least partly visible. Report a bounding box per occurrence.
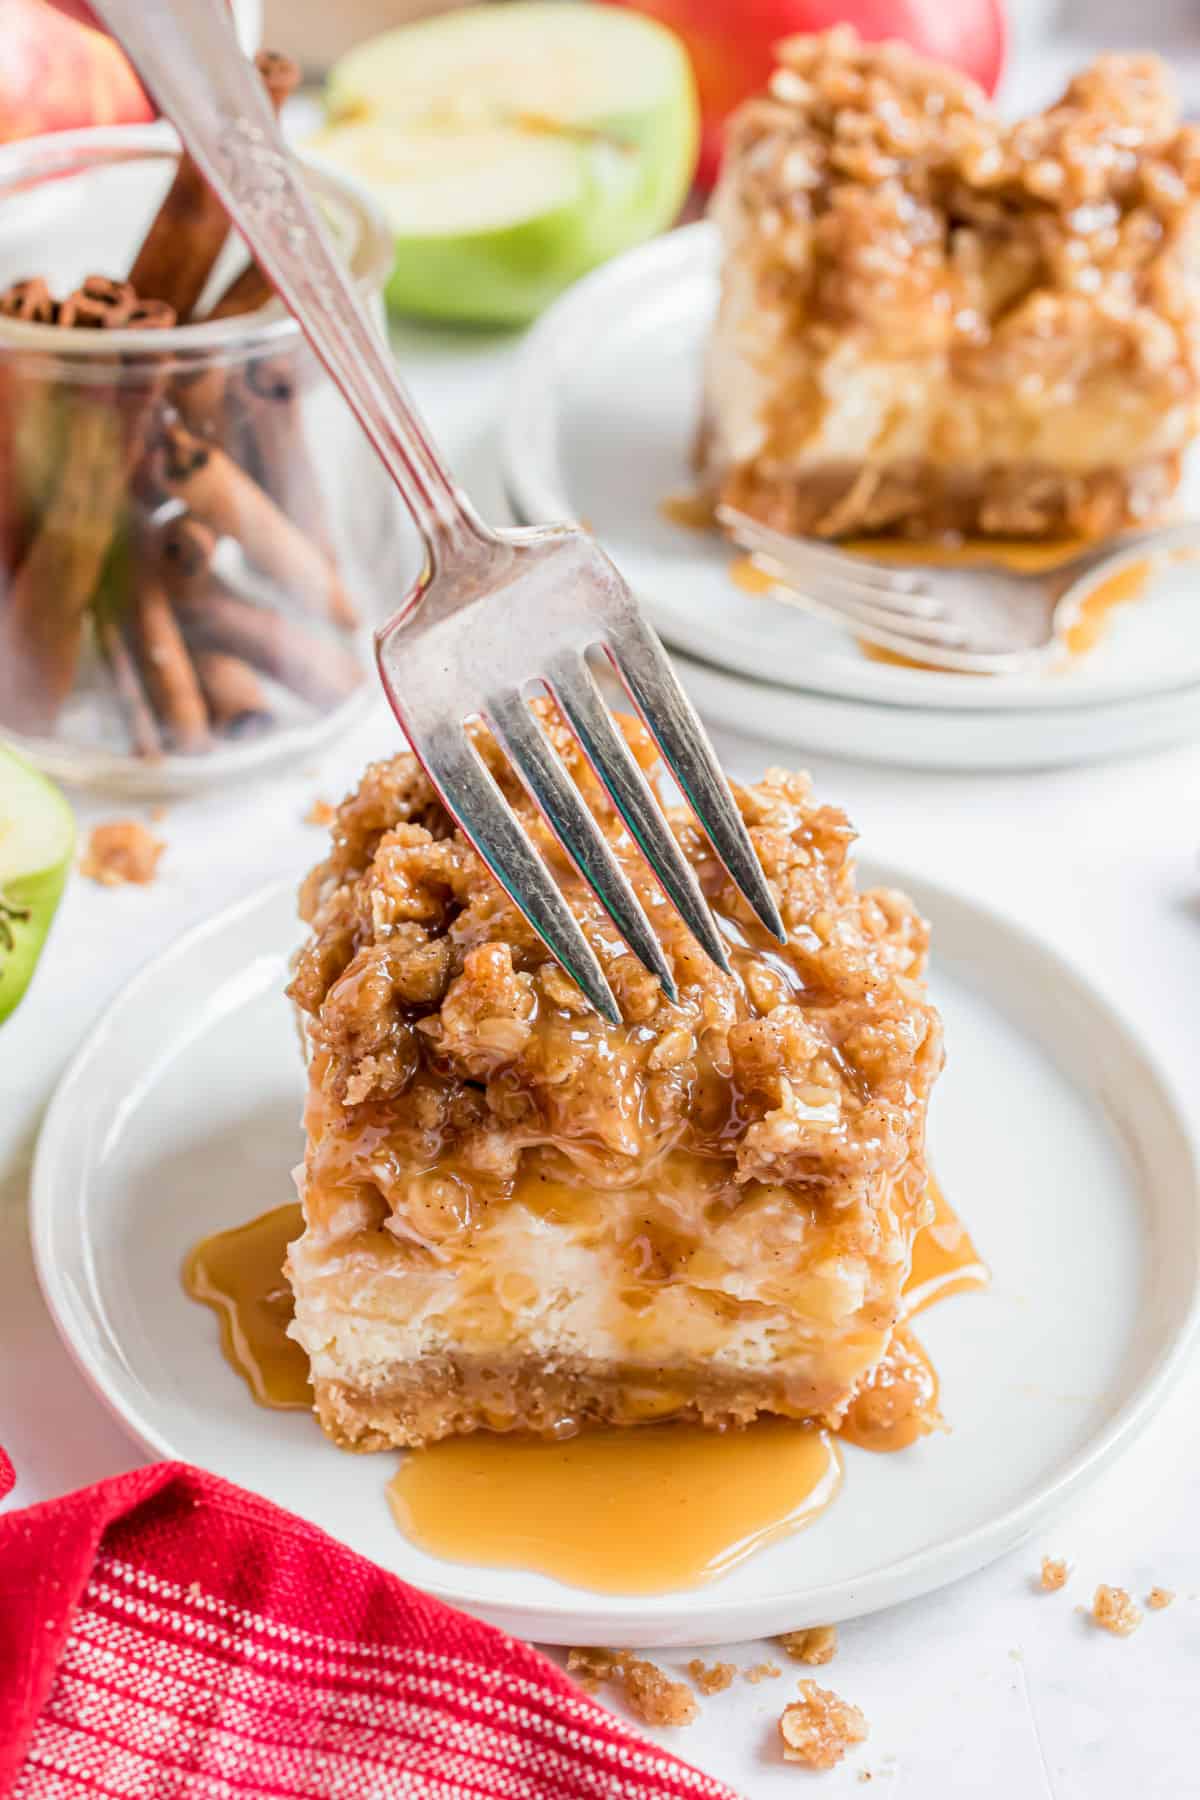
[317,1,697,325]
[0,746,74,1024]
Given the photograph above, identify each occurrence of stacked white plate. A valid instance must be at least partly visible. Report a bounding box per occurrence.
[501,224,1200,771]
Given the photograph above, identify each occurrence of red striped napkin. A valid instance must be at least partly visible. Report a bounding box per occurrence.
[0,1460,738,1800]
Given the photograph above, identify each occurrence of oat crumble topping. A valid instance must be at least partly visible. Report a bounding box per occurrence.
[779,1679,869,1768]
[1147,1586,1175,1610]
[688,1658,737,1695]
[1092,1584,1142,1636]
[305,798,336,827]
[80,820,165,886]
[779,1624,838,1665]
[1040,1557,1070,1592]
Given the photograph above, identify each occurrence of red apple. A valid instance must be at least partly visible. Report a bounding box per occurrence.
[0,0,152,144]
[601,0,1006,187]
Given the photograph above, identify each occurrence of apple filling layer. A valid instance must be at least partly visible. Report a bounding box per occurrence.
[699,32,1200,540]
[287,708,942,1449]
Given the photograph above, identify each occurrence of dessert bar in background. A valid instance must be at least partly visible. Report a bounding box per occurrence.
[698,29,1200,541]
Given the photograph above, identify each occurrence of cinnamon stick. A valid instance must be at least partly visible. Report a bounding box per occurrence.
[152,420,352,625]
[127,150,230,321]
[156,514,218,586]
[173,581,363,710]
[57,275,136,330]
[233,353,357,627]
[129,49,299,322]
[0,278,57,323]
[0,297,177,733]
[129,564,210,752]
[193,648,273,735]
[0,398,131,731]
[96,611,163,760]
[0,280,58,568]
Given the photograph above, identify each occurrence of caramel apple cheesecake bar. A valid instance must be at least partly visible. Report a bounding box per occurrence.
[698,30,1200,541]
[287,707,942,1449]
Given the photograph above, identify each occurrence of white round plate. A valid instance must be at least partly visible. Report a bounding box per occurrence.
[33,877,1199,1647]
[502,223,1200,715]
[674,648,1200,772]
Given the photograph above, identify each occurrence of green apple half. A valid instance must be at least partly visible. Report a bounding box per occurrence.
[0,746,74,1024]
[315,2,698,325]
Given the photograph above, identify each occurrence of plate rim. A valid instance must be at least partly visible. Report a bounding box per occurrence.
[501,219,1200,720]
[30,873,1200,1644]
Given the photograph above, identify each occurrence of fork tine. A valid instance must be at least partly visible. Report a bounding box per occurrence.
[761,581,1009,670]
[750,552,946,619]
[413,720,621,1025]
[594,616,787,945]
[487,691,679,1002]
[765,572,972,648]
[719,506,934,601]
[546,652,733,974]
[766,565,971,651]
[543,658,734,979]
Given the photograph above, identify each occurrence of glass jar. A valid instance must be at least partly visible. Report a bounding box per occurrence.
[0,125,403,795]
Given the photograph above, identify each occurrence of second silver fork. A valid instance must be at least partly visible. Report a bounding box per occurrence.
[722,507,1200,675]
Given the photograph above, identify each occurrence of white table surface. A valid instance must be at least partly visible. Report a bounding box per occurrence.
[3,314,1200,1799]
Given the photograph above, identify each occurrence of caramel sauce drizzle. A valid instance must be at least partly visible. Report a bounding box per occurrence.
[184,1176,987,1590]
[182,1203,309,1409]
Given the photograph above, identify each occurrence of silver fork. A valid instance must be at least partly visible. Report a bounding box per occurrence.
[721,506,1200,675]
[93,0,783,1025]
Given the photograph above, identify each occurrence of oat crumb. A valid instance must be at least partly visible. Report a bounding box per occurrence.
[305,798,336,827]
[779,1680,869,1770]
[187,1581,201,1598]
[621,1656,698,1727]
[1147,1587,1175,1610]
[565,1646,622,1692]
[1039,1556,1069,1592]
[688,1658,736,1695]
[80,820,165,886]
[779,1625,838,1665]
[1092,1584,1142,1636]
[745,1661,782,1683]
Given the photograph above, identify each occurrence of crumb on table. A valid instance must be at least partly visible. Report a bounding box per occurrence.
[745,1662,782,1684]
[1147,1587,1175,1610]
[79,820,165,886]
[688,1658,737,1695]
[779,1625,838,1665]
[567,1649,697,1726]
[304,797,335,827]
[1092,1585,1142,1637]
[565,1646,622,1693]
[1040,1557,1070,1593]
[621,1657,698,1727]
[779,1680,869,1770]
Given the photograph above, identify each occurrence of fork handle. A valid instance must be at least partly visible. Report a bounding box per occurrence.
[90,0,492,574]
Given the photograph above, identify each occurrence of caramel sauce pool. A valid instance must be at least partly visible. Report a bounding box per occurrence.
[185,1180,987,1590]
[389,1420,841,1593]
